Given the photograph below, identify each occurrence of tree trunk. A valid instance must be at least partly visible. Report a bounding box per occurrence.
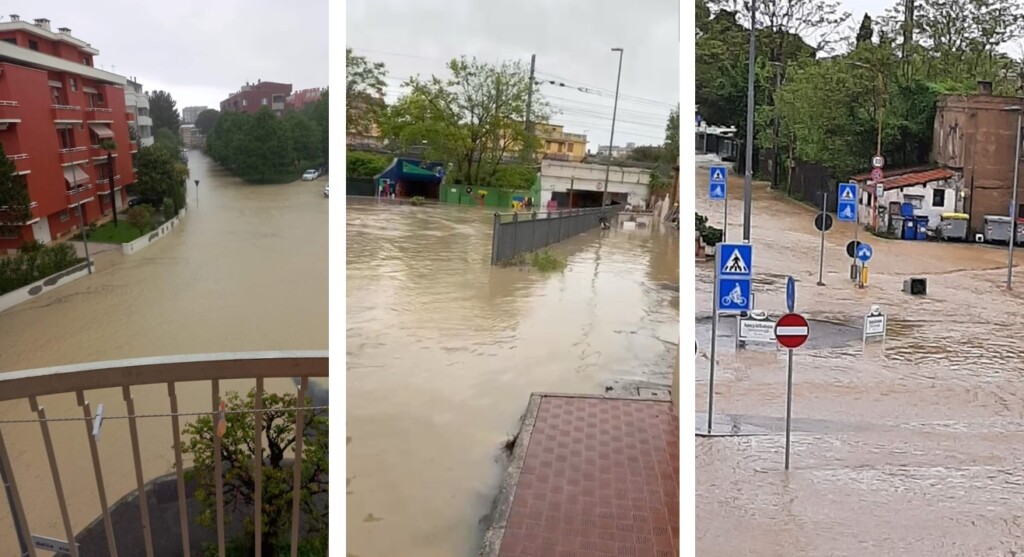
[107,151,119,226]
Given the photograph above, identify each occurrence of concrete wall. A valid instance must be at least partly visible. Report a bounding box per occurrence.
[539,160,652,206]
[121,208,185,255]
[0,260,92,314]
[933,93,1024,233]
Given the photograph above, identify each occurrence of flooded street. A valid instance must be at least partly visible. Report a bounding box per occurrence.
[0,151,327,553]
[695,163,1024,555]
[346,200,679,557]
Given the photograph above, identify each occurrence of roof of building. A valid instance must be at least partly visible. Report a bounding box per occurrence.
[875,168,957,191]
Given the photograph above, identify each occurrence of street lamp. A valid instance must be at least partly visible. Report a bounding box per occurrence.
[602,47,624,207]
[194,179,200,208]
[1003,105,1022,289]
[69,164,92,274]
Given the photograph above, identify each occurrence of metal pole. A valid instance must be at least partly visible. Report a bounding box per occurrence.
[742,0,756,241]
[71,165,92,274]
[855,208,861,288]
[707,249,720,434]
[0,447,30,557]
[1009,109,1022,289]
[525,54,536,136]
[784,348,794,470]
[602,48,624,207]
[817,193,827,286]
[723,192,729,243]
[194,179,200,208]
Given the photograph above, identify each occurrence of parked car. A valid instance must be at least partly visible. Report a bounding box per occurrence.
[128,196,163,209]
[302,169,320,181]
[323,184,329,198]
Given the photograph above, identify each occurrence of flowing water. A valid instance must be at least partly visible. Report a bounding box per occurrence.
[0,151,327,554]
[695,160,1024,556]
[346,200,679,557]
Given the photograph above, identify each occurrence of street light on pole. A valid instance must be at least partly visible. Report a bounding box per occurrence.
[602,47,624,207]
[741,0,756,242]
[70,164,92,274]
[194,179,200,208]
[1003,105,1022,289]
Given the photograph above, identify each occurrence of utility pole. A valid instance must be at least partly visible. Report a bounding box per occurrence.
[742,0,756,242]
[70,165,92,274]
[1006,105,1022,289]
[603,48,624,206]
[525,54,536,136]
[106,150,118,227]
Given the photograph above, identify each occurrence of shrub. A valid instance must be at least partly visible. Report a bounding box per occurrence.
[127,205,153,235]
[410,196,426,206]
[696,211,723,246]
[0,242,83,295]
[531,249,567,272]
[162,200,176,222]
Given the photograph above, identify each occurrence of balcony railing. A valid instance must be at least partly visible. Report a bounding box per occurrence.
[84,107,114,123]
[0,100,19,121]
[0,352,327,557]
[58,147,89,166]
[125,111,136,122]
[89,144,119,160]
[129,140,138,153]
[6,153,29,174]
[52,104,83,122]
[66,184,93,206]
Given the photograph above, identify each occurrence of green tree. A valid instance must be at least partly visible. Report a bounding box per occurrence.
[183,389,328,554]
[136,146,187,212]
[664,106,679,164]
[347,48,386,136]
[0,144,31,240]
[489,164,536,190]
[153,128,182,160]
[383,57,546,185]
[149,90,182,135]
[282,111,323,169]
[308,91,329,165]
[243,109,293,182]
[856,14,874,45]
[126,205,152,235]
[195,109,221,135]
[346,152,391,178]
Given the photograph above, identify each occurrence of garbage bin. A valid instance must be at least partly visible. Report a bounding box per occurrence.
[891,215,905,238]
[985,215,1013,243]
[915,215,929,240]
[902,217,917,240]
[938,213,969,241]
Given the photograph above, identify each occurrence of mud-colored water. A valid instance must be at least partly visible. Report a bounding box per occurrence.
[346,200,679,557]
[0,151,327,555]
[695,159,1024,555]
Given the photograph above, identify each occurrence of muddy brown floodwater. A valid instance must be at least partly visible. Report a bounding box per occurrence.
[0,151,327,555]
[695,159,1024,556]
[346,200,679,557]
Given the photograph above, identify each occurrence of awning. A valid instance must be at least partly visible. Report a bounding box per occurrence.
[63,166,89,186]
[83,87,98,94]
[89,123,114,138]
[401,162,441,178]
[48,80,62,88]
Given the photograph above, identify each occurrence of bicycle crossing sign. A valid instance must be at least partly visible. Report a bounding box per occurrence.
[837,182,858,222]
[709,165,727,200]
[716,242,753,312]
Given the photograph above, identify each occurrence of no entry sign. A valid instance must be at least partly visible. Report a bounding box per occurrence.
[775,313,809,349]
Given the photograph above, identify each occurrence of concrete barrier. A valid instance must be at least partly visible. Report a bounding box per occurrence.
[121,208,186,255]
[0,260,94,314]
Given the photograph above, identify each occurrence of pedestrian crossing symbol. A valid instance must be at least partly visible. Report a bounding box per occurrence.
[836,183,858,222]
[708,165,727,200]
[723,249,748,274]
[717,242,753,278]
[841,188,854,200]
[711,168,725,183]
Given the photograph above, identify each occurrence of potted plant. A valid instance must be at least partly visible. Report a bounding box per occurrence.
[696,212,723,257]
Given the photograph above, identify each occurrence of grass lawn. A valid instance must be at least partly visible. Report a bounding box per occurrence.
[87,221,145,244]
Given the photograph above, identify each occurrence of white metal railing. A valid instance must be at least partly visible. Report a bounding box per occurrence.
[6,153,28,160]
[51,104,82,111]
[58,147,87,153]
[0,352,328,557]
[84,107,113,113]
[0,100,18,106]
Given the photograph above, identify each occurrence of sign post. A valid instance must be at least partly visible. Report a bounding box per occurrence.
[855,242,873,289]
[775,312,809,470]
[837,182,859,285]
[816,193,828,286]
[708,242,754,433]
[863,305,887,343]
[709,165,728,242]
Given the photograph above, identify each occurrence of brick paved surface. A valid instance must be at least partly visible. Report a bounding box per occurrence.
[497,396,679,557]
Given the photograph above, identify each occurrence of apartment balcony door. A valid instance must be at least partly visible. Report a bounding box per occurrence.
[31,218,52,244]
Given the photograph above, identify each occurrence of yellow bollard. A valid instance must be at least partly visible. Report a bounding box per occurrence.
[861,265,869,287]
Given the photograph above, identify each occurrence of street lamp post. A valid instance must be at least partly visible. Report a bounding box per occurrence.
[741,0,756,241]
[70,164,92,274]
[194,179,200,208]
[1004,105,1022,289]
[602,47,624,207]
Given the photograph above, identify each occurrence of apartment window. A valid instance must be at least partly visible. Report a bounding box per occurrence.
[557,143,564,153]
[96,93,104,104]
[72,206,81,217]
[83,57,89,65]
[0,227,17,239]
[242,99,248,107]
[932,188,946,207]
[70,78,77,92]
[905,194,924,210]
[262,98,268,105]
[1,38,15,45]
[50,86,63,105]
[57,128,75,150]
[28,40,38,51]
[59,210,70,222]
[566,143,574,153]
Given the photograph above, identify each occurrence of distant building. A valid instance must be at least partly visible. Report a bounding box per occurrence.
[0,15,135,251]
[124,78,154,147]
[220,80,292,116]
[539,159,654,209]
[179,124,195,147]
[596,142,637,159]
[536,123,587,162]
[182,105,207,124]
[286,88,325,111]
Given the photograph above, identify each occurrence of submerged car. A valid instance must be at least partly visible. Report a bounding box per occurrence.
[302,169,320,181]
[323,184,329,198]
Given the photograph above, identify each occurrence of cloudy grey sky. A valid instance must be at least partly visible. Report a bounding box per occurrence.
[6,0,327,113]
[347,0,680,152]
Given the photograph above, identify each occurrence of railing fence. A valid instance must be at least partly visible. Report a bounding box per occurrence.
[490,206,622,265]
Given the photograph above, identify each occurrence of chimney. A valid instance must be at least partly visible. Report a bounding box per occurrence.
[978,80,993,95]
[33,18,51,31]
[58,27,70,34]
[9,14,19,22]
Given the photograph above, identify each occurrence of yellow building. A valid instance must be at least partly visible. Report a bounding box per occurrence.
[535,123,587,162]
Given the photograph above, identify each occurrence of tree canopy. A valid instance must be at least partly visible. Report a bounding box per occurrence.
[347,48,386,136]
[149,90,182,135]
[135,145,187,213]
[0,144,31,239]
[194,109,220,135]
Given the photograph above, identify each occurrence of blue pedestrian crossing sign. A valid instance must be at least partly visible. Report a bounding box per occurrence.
[716,243,753,312]
[856,242,873,262]
[837,182,858,222]
[709,166,727,200]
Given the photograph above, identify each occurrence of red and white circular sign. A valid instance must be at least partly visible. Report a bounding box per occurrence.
[775,313,809,349]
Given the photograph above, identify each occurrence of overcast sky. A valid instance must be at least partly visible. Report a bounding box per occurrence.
[6,0,327,113]
[347,0,680,152]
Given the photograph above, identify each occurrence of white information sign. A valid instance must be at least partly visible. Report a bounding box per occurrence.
[739,318,777,343]
[863,313,887,341]
[32,535,76,553]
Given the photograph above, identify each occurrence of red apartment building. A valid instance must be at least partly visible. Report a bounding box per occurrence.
[220,80,293,116]
[0,15,135,252]
[286,87,325,111]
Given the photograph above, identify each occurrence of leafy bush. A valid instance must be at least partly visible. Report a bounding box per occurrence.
[410,196,426,206]
[162,199,176,222]
[0,242,84,295]
[531,249,567,272]
[127,205,154,235]
[696,211,723,246]
[347,151,391,178]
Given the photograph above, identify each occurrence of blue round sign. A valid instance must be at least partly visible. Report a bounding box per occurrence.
[786,276,795,313]
[856,242,874,263]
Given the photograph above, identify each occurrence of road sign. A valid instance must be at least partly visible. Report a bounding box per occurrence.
[864,313,887,339]
[814,213,833,232]
[786,276,795,313]
[739,317,776,342]
[856,242,873,262]
[709,166,727,200]
[837,182,858,222]
[871,168,883,182]
[875,183,884,199]
[717,278,752,312]
[775,313,809,349]
[872,155,885,168]
[718,243,752,277]
[32,535,76,553]
[845,240,862,258]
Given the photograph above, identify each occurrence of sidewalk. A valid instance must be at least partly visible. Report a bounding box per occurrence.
[481,394,679,557]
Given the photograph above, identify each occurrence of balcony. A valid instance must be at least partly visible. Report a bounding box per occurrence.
[95,176,122,194]
[89,144,119,160]
[0,352,328,557]
[0,101,20,122]
[51,104,83,123]
[125,111,136,122]
[85,107,114,123]
[129,140,138,153]
[6,153,29,174]
[58,147,89,166]
[65,184,94,207]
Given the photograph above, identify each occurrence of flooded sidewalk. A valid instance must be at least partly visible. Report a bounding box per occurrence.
[481,394,679,557]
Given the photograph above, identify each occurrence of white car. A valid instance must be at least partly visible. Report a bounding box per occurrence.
[302,169,320,181]
[323,184,329,198]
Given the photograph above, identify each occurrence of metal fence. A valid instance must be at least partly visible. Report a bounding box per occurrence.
[490,206,622,265]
